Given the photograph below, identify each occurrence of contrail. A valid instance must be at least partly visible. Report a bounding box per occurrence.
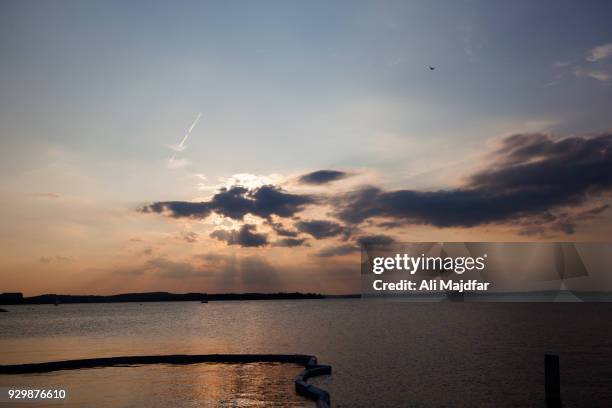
[172,112,202,153]
[168,112,202,168]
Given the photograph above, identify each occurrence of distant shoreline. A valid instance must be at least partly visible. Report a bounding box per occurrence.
[0,292,361,305]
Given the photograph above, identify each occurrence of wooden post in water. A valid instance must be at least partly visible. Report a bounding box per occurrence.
[545,354,562,407]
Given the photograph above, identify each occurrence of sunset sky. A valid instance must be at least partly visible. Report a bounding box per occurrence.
[1,0,612,295]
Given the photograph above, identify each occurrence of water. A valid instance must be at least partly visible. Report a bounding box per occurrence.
[1,300,612,407]
[0,364,307,407]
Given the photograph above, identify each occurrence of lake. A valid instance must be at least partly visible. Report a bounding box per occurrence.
[1,299,612,407]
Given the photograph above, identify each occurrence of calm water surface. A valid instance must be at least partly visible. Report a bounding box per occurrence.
[1,299,612,407]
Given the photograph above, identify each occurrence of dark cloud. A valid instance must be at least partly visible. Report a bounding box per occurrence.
[180,231,199,243]
[210,224,268,247]
[141,134,611,236]
[298,170,350,185]
[266,220,299,237]
[376,221,404,229]
[141,185,314,221]
[516,204,610,237]
[468,133,612,194]
[247,185,314,218]
[295,219,345,239]
[141,200,212,219]
[273,238,309,247]
[356,234,396,246]
[315,235,394,258]
[196,253,236,264]
[580,203,610,216]
[335,134,612,232]
[335,186,520,227]
[316,244,359,257]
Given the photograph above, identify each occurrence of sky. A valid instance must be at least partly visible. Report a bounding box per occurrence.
[1,0,612,295]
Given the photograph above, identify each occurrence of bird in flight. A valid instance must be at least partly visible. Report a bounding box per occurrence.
[429,66,435,71]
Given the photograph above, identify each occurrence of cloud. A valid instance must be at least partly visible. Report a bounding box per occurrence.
[298,170,350,185]
[167,112,202,169]
[146,257,212,279]
[356,234,396,246]
[272,238,309,247]
[210,224,268,247]
[143,133,611,237]
[141,185,314,221]
[266,220,299,237]
[167,157,190,169]
[131,254,280,290]
[574,66,611,82]
[113,257,212,279]
[587,43,612,62]
[141,200,212,219]
[39,255,74,263]
[194,253,280,291]
[180,231,199,243]
[566,43,612,83]
[516,204,610,237]
[552,44,612,85]
[315,235,395,258]
[334,133,612,232]
[295,219,345,239]
[552,61,571,68]
[112,266,145,276]
[585,71,611,82]
[197,173,285,192]
[29,192,60,198]
[316,244,359,257]
[196,253,236,265]
[240,256,280,289]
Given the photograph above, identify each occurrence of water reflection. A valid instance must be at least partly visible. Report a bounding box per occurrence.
[0,363,310,407]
